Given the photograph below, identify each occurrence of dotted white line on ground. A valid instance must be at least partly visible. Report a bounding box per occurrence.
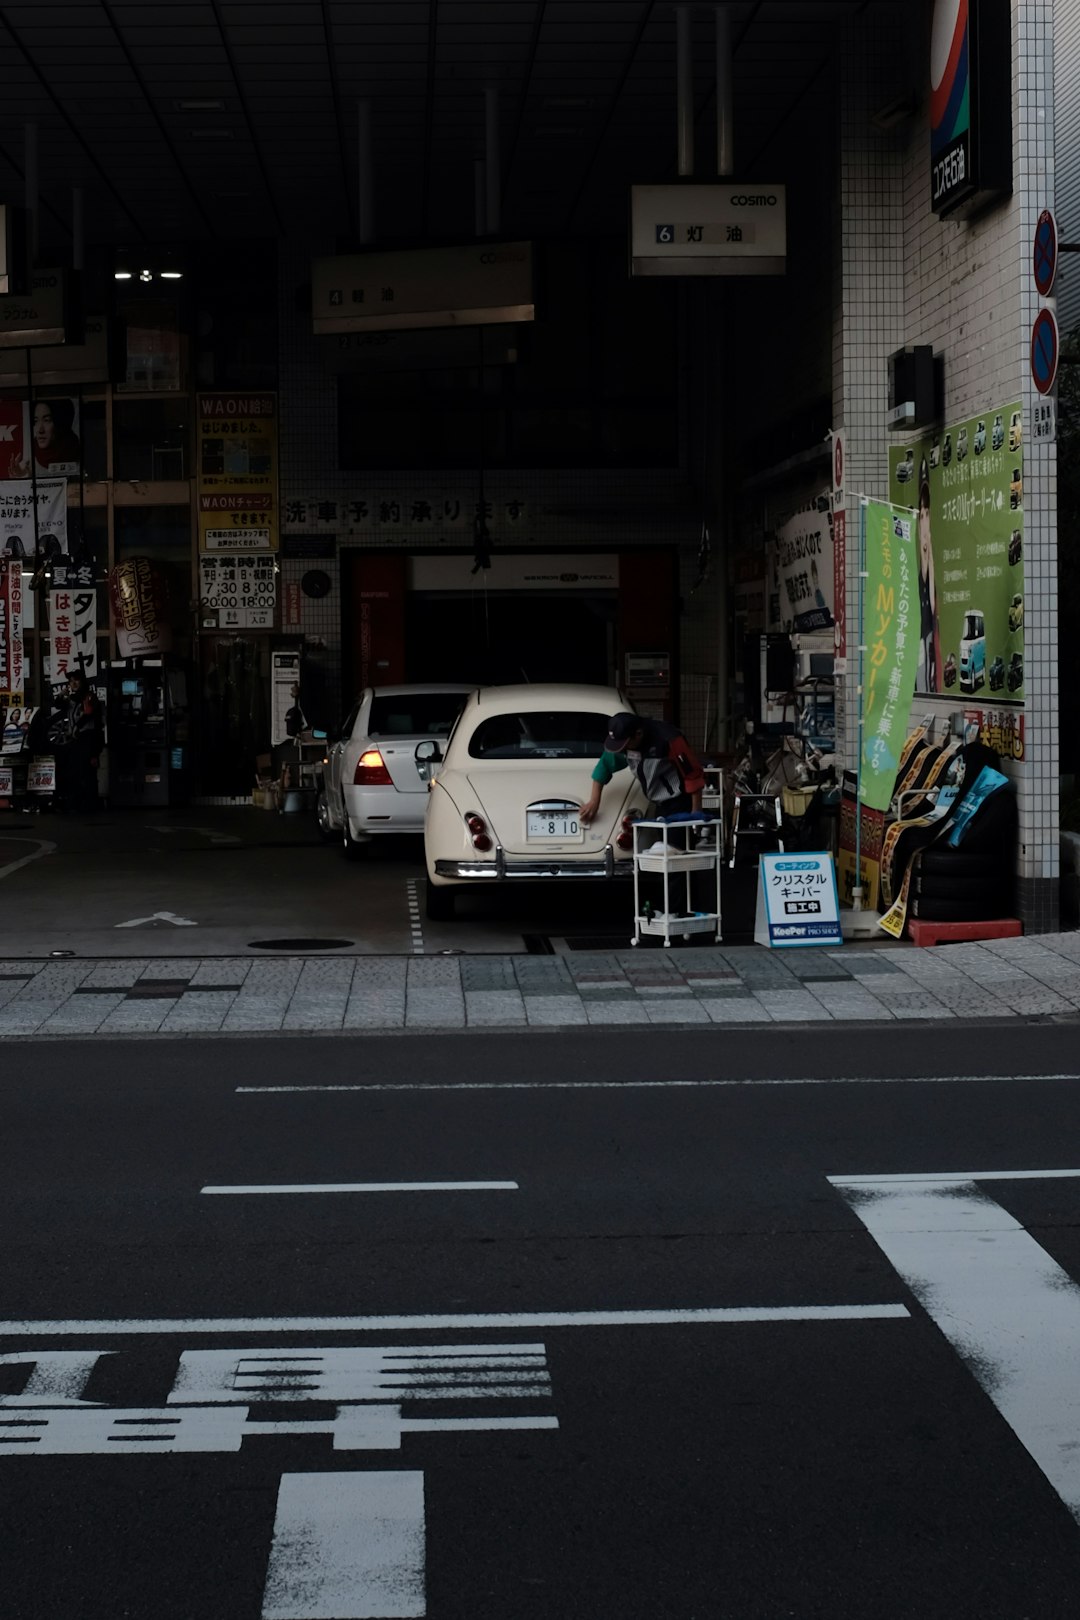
[406,880,424,955]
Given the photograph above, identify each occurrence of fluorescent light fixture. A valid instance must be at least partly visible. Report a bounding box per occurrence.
[114,270,132,280]
[160,270,183,280]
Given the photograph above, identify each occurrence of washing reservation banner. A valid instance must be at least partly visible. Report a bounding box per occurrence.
[888,403,1024,703]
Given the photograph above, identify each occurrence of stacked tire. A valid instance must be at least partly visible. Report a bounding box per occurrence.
[909,850,1007,923]
[907,786,1017,922]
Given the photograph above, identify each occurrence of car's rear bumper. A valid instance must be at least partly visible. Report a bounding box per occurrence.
[344,783,425,834]
[434,844,629,881]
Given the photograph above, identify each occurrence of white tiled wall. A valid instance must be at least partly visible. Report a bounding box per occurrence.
[834,0,1059,926]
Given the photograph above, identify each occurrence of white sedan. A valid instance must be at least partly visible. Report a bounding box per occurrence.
[318,684,475,856]
[421,683,647,919]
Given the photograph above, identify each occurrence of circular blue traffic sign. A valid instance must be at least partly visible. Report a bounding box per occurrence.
[1031,306,1059,395]
[1034,208,1058,297]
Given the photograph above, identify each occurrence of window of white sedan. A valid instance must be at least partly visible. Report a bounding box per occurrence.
[468,711,610,760]
[367,694,469,736]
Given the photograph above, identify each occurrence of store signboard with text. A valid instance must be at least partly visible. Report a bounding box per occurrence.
[0,558,24,701]
[199,554,277,630]
[47,587,98,685]
[768,499,833,633]
[197,393,279,553]
[0,478,67,558]
[888,402,1024,702]
[755,853,842,947]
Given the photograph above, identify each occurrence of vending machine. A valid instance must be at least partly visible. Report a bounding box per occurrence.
[104,657,191,807]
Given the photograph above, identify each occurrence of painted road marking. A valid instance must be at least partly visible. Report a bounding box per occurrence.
[0,1304,909,1335]
[168,1345,551,1404]
[200,1181,519,1195]
[262,1470,425,1619]
[406,880,424,955]
[115,910,198,929]
[832,1167,1080,1185]
[0,837,56,882]
[832,1168,1080,1523]
[149,825,240,846]
[237,1073,1080,1095]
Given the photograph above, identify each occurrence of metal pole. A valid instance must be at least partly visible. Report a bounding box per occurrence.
[24,123,39,273]
[676,6,694,177]
[715,5,734,176]
[357,101,374,244]
[484,88,501,235]
[853,497,868,911]
[72,186,84,271]
[474,157,487,237]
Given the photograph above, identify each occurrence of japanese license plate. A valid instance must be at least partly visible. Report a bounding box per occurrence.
[526,809,582,841]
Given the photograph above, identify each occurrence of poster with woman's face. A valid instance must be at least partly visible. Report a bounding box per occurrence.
[0,398,82,480]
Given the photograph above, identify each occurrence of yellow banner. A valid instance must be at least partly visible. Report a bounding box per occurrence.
[197,392,279,554]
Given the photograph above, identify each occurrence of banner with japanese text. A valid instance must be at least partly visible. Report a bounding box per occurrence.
[767,497,833,633]
[0,478,67,559]
[197,393,279,553]
[48,586,98,685]
[0,558,25,702]
[860,501,920,811]
[889,403,1023,700]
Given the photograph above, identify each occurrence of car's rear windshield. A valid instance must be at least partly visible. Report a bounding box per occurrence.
[468,711,609,760]
[367,693,469,737]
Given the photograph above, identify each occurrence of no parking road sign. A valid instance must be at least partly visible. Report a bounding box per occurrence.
[1034,208,1058,297]
[1031,307,1059,396]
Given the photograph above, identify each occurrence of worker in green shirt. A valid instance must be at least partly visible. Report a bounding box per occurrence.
[580,711,704,824]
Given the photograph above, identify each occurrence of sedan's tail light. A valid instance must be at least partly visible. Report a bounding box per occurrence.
[465,812,491,851]
[616,830,634,851]
[354,749,393,785]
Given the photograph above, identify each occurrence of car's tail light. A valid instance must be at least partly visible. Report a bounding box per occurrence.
[354,749,392,785]
[616,830,634,851]
[465,812,491,852]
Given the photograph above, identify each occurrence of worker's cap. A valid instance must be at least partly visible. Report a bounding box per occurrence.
[603,712,641,752]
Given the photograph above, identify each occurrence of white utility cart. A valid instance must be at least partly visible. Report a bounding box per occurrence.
[631,817,723,946]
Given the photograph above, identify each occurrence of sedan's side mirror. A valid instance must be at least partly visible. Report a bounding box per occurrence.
[415,741,441,764]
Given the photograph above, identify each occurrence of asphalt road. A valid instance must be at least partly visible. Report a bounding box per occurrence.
[5,1023,1080,1618]
[3,807,747,957]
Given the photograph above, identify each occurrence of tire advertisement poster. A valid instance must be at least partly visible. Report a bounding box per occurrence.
[888,403,1024,702]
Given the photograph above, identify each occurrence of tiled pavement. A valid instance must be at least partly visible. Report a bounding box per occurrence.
[1,932,1080,1035]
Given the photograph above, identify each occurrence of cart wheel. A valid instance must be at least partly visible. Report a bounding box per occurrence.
[631,935,640,947]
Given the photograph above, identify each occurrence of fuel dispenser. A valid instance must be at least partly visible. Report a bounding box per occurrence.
[104,657,191,807]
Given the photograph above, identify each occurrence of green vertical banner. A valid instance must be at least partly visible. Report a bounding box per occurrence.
[861,501,920,811]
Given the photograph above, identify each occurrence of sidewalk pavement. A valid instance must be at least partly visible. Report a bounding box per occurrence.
[2,932,1080,1037]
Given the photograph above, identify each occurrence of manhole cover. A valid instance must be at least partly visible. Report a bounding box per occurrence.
[247,937,354,951]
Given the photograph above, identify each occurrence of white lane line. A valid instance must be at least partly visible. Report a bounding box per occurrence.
[262,1470,425,1620]
[0,1304,909,1335]
[237,1073,1080,1095]
[0,837,56,882]
[832,1170,1080,1524]
[832,1167,1080,1185]
[199,1181,519,1195]
[406,880,424,956]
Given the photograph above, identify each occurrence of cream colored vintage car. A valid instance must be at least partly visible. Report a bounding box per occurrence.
[421,683,648,920]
